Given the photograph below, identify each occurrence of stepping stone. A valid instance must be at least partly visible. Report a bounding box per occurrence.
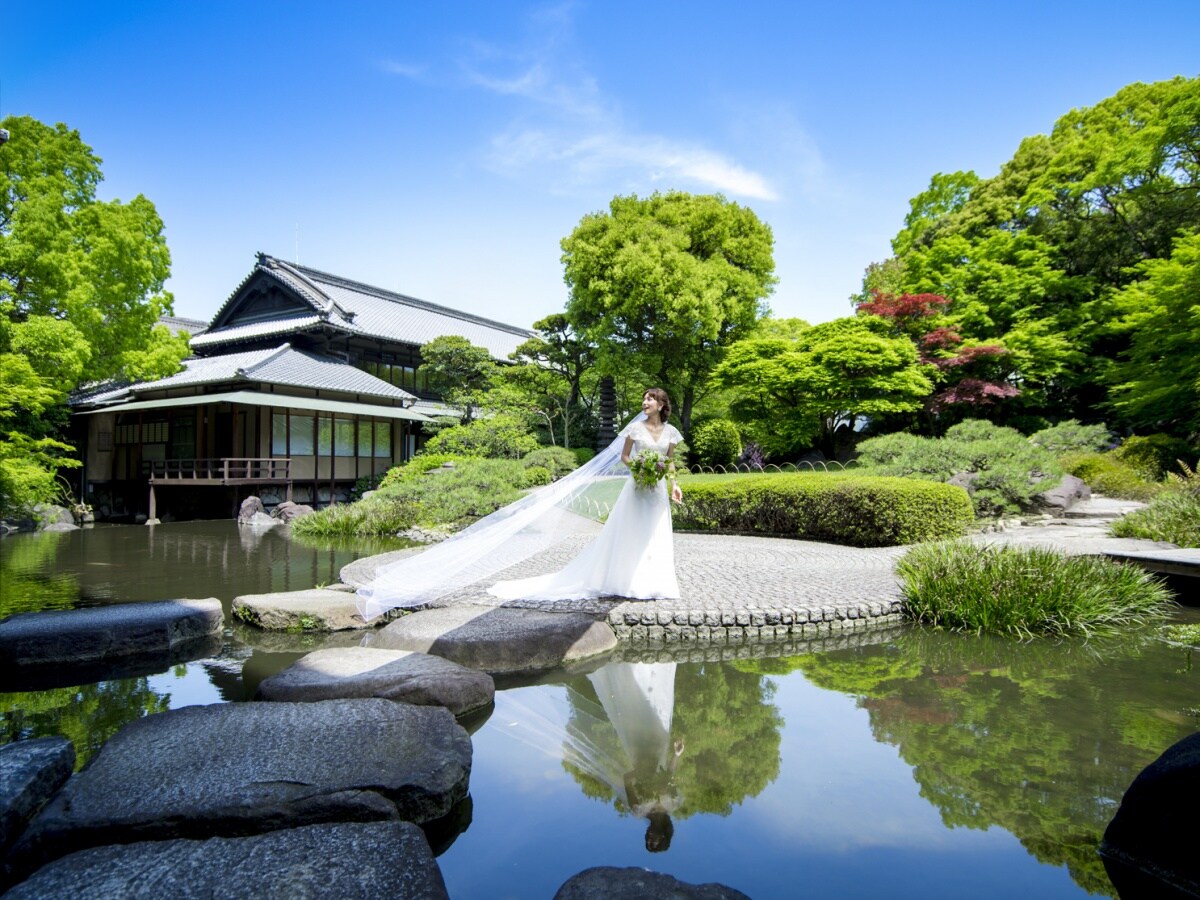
[0,738,75,857]
[365,606,618,676]
[255,647,495,717]
[554,866,750,899]
[232,589,375,631]
[7,699,471,877]
[5,821,448,899]
[0,599,223,690]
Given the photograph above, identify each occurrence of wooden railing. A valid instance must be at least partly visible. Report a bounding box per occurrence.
[142,458,291,483]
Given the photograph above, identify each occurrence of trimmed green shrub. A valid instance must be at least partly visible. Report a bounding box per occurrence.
[522,465,552,487]
[1114,434,1198,481]
[572,447,596,466]
[690,420,742,468]
[1029,419,1113,455]
[294,457,528,536]
[1060,452,1164,501]
[857,420,1062,517]
[896,541,1173,637]
[521,446,579,480]
[674,472,974,546]
[378,452,473,490]
[423,413,540,458]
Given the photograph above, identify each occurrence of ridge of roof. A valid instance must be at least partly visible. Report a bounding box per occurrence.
[235,342,293,378]
[263,256,356,323]
[283,257,533,338]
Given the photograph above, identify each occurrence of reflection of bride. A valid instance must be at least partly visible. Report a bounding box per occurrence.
[588,662,684,852]
[356,388,683,620]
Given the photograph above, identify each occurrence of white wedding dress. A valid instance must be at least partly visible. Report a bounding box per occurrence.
[488,421,683,601]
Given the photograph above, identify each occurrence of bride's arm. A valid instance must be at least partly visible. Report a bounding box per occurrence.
[665,440,683,503]
[621,434,635,466]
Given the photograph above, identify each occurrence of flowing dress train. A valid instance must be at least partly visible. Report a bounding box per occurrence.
[488,421,682,601]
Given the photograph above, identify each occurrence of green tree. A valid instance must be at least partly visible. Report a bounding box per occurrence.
[506,313,599,448]
[418,335,499,424]
[1107,230,1200,438]
[0,115,187,512]
[712,317,933,457]
[562,191,777,431]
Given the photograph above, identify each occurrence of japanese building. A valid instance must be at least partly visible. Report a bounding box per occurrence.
[70,253,532,520]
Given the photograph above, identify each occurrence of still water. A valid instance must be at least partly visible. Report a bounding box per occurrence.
[2,523,1198,899]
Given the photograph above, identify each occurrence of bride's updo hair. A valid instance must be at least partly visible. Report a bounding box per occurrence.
[644,388,671,422]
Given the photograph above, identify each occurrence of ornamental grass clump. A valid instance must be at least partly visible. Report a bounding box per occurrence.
[896,541,1173,637]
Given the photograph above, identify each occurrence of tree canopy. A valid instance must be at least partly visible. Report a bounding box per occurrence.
[0,115,187,512]
[562,191,776,431]
[861,76,1200,438]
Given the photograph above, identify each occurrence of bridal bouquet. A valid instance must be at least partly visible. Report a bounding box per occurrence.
[628,450,676,490]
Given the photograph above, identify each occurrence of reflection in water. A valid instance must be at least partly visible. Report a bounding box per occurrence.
[771,626,1200,897]
[500,659,783,851]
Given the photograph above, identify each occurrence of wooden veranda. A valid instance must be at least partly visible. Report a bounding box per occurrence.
[143,458,292,519]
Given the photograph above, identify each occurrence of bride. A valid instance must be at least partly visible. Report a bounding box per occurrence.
[489,388,683,602]
[355,388,684,619]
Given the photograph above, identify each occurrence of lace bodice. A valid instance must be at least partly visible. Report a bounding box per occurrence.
[628,422,682,456]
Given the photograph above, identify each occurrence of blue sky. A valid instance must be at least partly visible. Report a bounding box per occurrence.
[8,1,1198,330]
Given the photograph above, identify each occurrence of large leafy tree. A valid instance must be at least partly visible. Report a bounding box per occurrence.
[0,116,186,512]
[863,77,1200,432]
[562,191,777,431]
[711,316,933,457]
[418,335,499,424]
[505,313,599,448]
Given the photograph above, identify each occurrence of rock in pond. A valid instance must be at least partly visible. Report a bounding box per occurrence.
[365,606,618,676]
[233,589,374,632]
[1101,730,1200,898]
[0,738,75,858]
[0,599,223,690]
[554,866,751,899]
[6,821,448,899]
[256,647,495,717]
[7,699,471,876]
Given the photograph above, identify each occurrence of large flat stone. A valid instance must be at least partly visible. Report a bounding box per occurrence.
[0,599,223,690]
[8,699,471,876]
[365,606,618,676]
[6,821,448,899]
[0,738,75,857]
[255,647,495,717]
[233,589,375,631]
[554,866,751,899]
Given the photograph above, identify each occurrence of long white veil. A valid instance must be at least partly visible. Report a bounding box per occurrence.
[356,415,643,620]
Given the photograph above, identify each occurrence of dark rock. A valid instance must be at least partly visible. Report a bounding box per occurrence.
[271,500,315,522]
[237,495,266,524]
[1035,474,1091,512]
[0,599,223,690]
[0,738,75,857]
[365,606,618,676]
[1101,731,1200,898]
[256,647,495,717]
[232,589,375,631]
[32,505,74,529]
[946,471,978,495]
[7,699,471,877]
[554,866,751,899]
[40,522,80,533]
[5,821,448,899]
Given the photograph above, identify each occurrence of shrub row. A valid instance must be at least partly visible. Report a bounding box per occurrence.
[674,472,974,547]
[1059,452,1164,502]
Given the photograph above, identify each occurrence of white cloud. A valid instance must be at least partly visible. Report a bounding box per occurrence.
[379,59,427,80]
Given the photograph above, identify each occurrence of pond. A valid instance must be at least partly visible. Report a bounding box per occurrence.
[2,523,1198,898]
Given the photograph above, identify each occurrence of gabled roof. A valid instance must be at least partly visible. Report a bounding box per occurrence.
[190,253,534,359]
[74,344,415,410]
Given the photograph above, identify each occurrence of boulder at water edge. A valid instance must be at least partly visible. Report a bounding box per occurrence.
[233,588,376,631]
[554,866,750,899]
[7,699,471,877]
[0,738,75,857]
[365,606,618,676]
[256,647,494,716]
[5,821,448,899]
[0,599,223,690]
[1101,731,1200,898]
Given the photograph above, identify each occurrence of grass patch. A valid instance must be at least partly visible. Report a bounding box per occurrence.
[1161,623,1200,647]
[1059,452,1164,501]
[896,541,1174,637]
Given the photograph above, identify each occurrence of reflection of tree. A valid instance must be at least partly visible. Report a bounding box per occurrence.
[562,662,783,820]
[776,629,1200,897]
[0,532,81,617]
[1,679,171,770]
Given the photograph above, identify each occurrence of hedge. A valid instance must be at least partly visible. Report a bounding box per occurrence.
[674,472,974,547]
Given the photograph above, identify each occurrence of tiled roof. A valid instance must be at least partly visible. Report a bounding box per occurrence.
[196,254,534,359]
[158,315,209,337]
[73,344,415,409]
